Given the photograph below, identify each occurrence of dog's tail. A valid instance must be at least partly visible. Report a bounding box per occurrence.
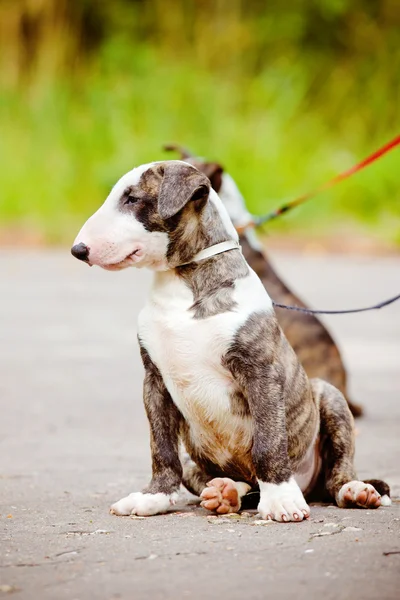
[163,143,195,160]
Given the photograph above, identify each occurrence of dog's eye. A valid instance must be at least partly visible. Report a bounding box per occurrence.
[125,195,139,205]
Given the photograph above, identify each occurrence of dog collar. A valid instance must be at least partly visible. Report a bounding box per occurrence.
[177,240,241,267]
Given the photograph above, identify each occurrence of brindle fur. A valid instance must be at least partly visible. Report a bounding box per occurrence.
[164,144,362,417]
[222,311,319,485]
[140,345,183,495]
[177,248,248,319]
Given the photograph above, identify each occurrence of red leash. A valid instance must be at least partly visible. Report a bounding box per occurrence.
[237,134,400,232]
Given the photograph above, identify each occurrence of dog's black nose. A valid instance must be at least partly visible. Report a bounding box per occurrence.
[71,242,89,262]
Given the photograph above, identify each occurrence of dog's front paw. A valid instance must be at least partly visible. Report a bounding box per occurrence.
[258,477,310,523]
[110,491,179,517]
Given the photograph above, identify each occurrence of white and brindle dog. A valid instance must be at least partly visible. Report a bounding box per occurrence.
[71,160,390,522]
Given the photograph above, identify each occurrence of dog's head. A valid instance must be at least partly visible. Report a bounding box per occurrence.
[71,160,237,271]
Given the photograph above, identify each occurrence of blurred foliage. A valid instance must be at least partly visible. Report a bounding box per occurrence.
[0,0,399,244]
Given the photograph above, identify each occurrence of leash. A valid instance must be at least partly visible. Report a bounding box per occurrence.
[237,134,400,234]
[177,241,400,316]
[272,293,400,315]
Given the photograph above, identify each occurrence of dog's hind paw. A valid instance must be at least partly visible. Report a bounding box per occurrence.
[110,491,178,516]
[200,478,250,514]
[337,481,381,509]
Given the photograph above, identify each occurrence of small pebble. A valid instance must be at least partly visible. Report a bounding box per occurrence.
[208,518,230,525]
[0,585,17,593]
[94,529,110,534]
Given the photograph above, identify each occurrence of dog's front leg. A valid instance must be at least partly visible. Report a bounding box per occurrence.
[249,376,310,522]
[224,330,310,523]
[110,347,182,517]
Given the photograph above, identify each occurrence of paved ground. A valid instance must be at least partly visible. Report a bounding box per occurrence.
[1,249,399,600]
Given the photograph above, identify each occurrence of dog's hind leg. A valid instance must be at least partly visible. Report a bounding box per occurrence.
[313,379,389,509]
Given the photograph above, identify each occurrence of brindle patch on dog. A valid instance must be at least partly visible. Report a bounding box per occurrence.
[311,378,356,500]
[223,311,319,484]
[139,344,183,495]
[177,248,249,319]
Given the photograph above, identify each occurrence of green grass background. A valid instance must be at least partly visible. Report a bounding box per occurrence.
[0,0,399,245]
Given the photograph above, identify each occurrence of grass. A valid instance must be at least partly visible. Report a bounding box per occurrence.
[0,38,399,246]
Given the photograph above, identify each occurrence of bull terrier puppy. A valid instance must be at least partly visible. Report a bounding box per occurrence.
[72,161,389,521]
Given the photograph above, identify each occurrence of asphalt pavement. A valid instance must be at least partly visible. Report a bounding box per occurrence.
[1,249,399,600]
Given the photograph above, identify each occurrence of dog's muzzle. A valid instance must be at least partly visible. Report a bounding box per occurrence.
[71,242,90,262]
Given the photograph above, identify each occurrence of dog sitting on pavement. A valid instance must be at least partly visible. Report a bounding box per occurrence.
[71,160,390,521]
[164,144,363,418]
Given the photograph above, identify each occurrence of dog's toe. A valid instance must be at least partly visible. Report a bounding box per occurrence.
[110,494,136,516]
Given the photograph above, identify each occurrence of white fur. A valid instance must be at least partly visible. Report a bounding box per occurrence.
[73,162,170,271]
[258,476,310,522]
[235,481,252,498]
[110,491,179,516]
[293,436,321,494]
[218,172,264,251]
[380,494,391,506]
[208,186,239,242]
[138,267,273,466]
[218,173,252,228]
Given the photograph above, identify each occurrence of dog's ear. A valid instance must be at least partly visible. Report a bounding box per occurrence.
[158,162,211,220]
[199,162,224,193]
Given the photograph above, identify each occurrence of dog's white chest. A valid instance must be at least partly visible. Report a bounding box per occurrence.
[139,286,237,420]
[138,268,272,463]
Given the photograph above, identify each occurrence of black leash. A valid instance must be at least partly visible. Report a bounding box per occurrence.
[272,293,400,315]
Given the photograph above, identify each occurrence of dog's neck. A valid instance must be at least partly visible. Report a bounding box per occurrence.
[152,243,249,319]
[176,240,240,267]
